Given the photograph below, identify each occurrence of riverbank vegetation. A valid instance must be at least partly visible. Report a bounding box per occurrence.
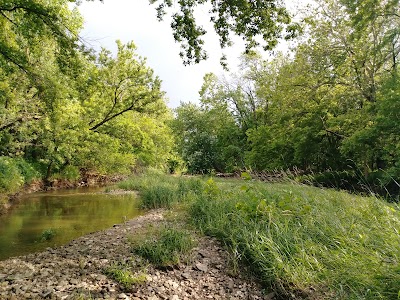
[2,0,399,298]
[1,0,399,201]
[171,0,400,199]
[0,2,176,203]
[116,171,400,299]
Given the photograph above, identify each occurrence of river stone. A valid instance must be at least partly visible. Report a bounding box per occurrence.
[181,272,191,280]
[195,262,208,272]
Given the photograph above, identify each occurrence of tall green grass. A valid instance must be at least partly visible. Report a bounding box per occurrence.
[117,171,203,209]
[119,172,400,299]
[132,226,195,267]
[190,179,400,299]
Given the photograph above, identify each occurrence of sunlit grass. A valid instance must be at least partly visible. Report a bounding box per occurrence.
[190,178,400,299]
[104,263,147,290]
[120,172,400,299]
[118,171,203,209]
[131,225,195,267]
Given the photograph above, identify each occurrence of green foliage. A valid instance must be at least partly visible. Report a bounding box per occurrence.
[171,0,400,198]
[141,184,177,209]
[0,157,25,193]
[132,226,195,267]
[0,0,83,76]
[14,158,40,184]
[118,171,203,208]
[0,21,174,188]
[177,177,204,199]
[172,99,245,174]
[55,165,81,181]
[126,173,400,298]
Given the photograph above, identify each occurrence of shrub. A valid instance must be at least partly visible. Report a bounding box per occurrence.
[59,165,80,181]
[14,158,40,184]
[0,157,24,193]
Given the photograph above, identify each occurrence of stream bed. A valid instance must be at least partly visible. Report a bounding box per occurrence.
[0,187,142,260]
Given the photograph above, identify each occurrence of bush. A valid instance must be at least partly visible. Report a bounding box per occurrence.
[14,158,40,184]
[0,157,24,193]
[59,165,80,181]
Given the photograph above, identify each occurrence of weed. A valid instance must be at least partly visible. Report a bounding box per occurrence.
[104,264,147,290]
[132,226,195,267]
[40,228,56,241]
[78,256,86,270]
[140,184,176,209]
[72,291,94,300]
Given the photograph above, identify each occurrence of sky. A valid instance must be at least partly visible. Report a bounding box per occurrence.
[74,0,244,108]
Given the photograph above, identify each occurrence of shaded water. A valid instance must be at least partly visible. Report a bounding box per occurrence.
[0,187,142,260]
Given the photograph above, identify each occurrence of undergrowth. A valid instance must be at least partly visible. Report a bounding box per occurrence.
[120,172,400,299]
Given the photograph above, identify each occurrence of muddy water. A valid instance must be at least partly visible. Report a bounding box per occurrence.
[0,187,142,260]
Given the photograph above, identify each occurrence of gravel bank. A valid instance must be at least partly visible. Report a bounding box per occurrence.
[0,210,270,300]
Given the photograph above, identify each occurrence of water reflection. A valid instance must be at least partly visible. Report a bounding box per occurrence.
[0,187,142,260]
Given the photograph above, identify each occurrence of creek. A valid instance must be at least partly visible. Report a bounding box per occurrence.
[0,187,142,260]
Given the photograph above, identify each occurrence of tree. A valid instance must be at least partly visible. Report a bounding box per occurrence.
[83,40,166,132]
[0,0,83,75]
[1,0,300,70]
[150,0,300,65]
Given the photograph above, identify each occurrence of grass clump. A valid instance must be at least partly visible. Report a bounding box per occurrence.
[132,226,195,267]
[118,171,204,209]
[40,228,56,241]
[104,264,147,290]
[119,172,400,298]
[140,184,176,209]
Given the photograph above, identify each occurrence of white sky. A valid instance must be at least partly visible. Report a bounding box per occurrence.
[75,0,243,108]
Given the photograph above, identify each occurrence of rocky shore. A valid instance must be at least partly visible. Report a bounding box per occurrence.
[0,210,271,300]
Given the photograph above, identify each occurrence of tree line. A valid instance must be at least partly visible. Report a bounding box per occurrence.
[171,0,400,198]
[0,0,399,200]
